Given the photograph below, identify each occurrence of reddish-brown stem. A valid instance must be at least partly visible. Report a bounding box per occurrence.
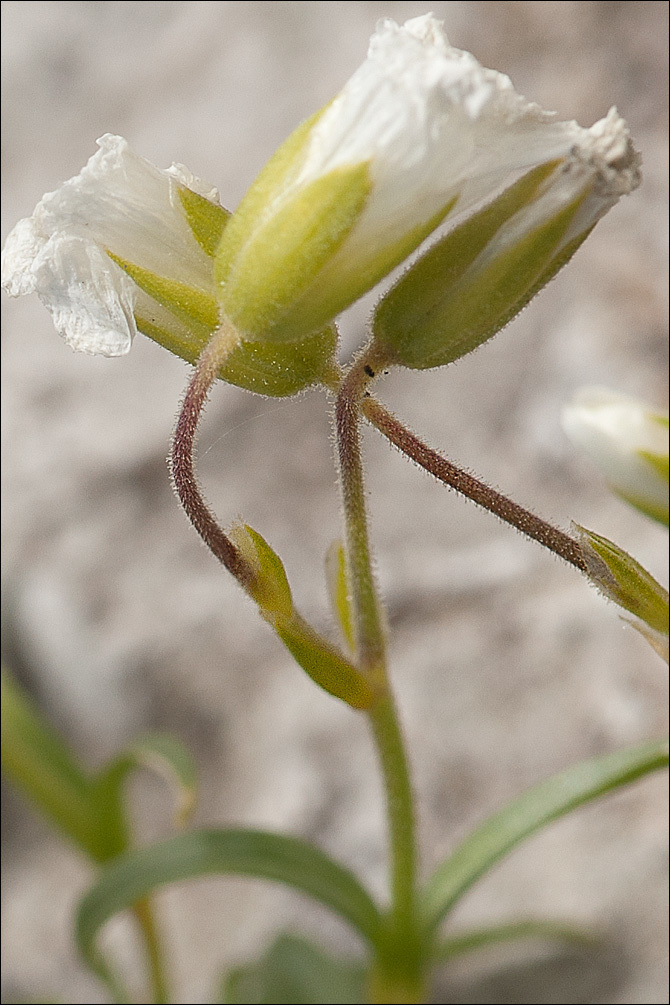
[170,323,255,588]
[362,395,586,573]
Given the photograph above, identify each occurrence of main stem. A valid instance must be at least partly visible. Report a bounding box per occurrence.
[335,346,423,1002]
[133,899,169,1004]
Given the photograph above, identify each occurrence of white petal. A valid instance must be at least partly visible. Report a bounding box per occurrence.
[563,387,669,512]
[167,162,221,204]
[473,115,640,271]
[297,14,593,242]
[1,216,43,296]
[1,134,217,356]
[33,235,137,356]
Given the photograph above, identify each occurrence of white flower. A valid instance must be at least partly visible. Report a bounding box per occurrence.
[373,113,641,370]
[216,13,640,343]
[2,15,641,357]
[1,133,222,356]
[563,387,669,525]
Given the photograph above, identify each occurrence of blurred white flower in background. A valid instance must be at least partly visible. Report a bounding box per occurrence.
[563,387,669,526]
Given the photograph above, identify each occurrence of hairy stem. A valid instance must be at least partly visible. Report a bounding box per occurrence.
[335,347,390,677]
[170,319,256,588]
[335,346,421,996]
[362,395,586,572]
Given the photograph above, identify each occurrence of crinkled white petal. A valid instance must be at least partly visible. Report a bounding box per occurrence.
[470,114,640,272]
[294,13,631,253]
[33,235,138,355]
[563,387,669,511]
[166,162,220,204]
[1,134,219,356]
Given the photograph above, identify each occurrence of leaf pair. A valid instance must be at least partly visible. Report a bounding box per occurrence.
[75,736,667,1001]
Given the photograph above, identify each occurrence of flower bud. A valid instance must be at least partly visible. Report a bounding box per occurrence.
[372,111,639,369]
[575,525,669,660]
[215,14,636,344]
[563,388,669,525]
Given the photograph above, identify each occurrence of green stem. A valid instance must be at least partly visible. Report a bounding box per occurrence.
[335,346,423,1002]
[133,898,169,1004]
[435,919,594,961]
[334,346,389,679]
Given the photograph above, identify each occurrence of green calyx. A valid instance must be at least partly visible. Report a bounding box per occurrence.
[373,161,589,370]
[215,160,372,343]
[108,254,338,397]
[177,186,230,258]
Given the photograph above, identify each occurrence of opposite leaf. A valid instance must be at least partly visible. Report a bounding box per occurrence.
[325,540,355,653]
[76,827,384,996]
[100,731,198,829]
[421,737,668,935]
[0,668,127,863]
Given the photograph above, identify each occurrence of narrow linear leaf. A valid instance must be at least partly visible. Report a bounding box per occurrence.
[422,738,669,934]
[99,731,198,828]
[274,613,373,710]
[434,919,594,962]
[76,828,382,989]
[325,541,355,653]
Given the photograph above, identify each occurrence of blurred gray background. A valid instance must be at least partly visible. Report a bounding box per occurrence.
[1,2,668,1003]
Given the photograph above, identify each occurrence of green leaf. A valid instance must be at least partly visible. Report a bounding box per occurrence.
[76,828,382,991]
[434,919,594,962]
[99,731,198,828]
[273,613,374,710]
[0,668,126,862]
[421,738,669,935]
[221,933,366,1004]
[230,524,294,620]
[325,541,355,653]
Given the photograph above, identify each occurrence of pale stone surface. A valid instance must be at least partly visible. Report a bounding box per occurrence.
[1,3,667,1004]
